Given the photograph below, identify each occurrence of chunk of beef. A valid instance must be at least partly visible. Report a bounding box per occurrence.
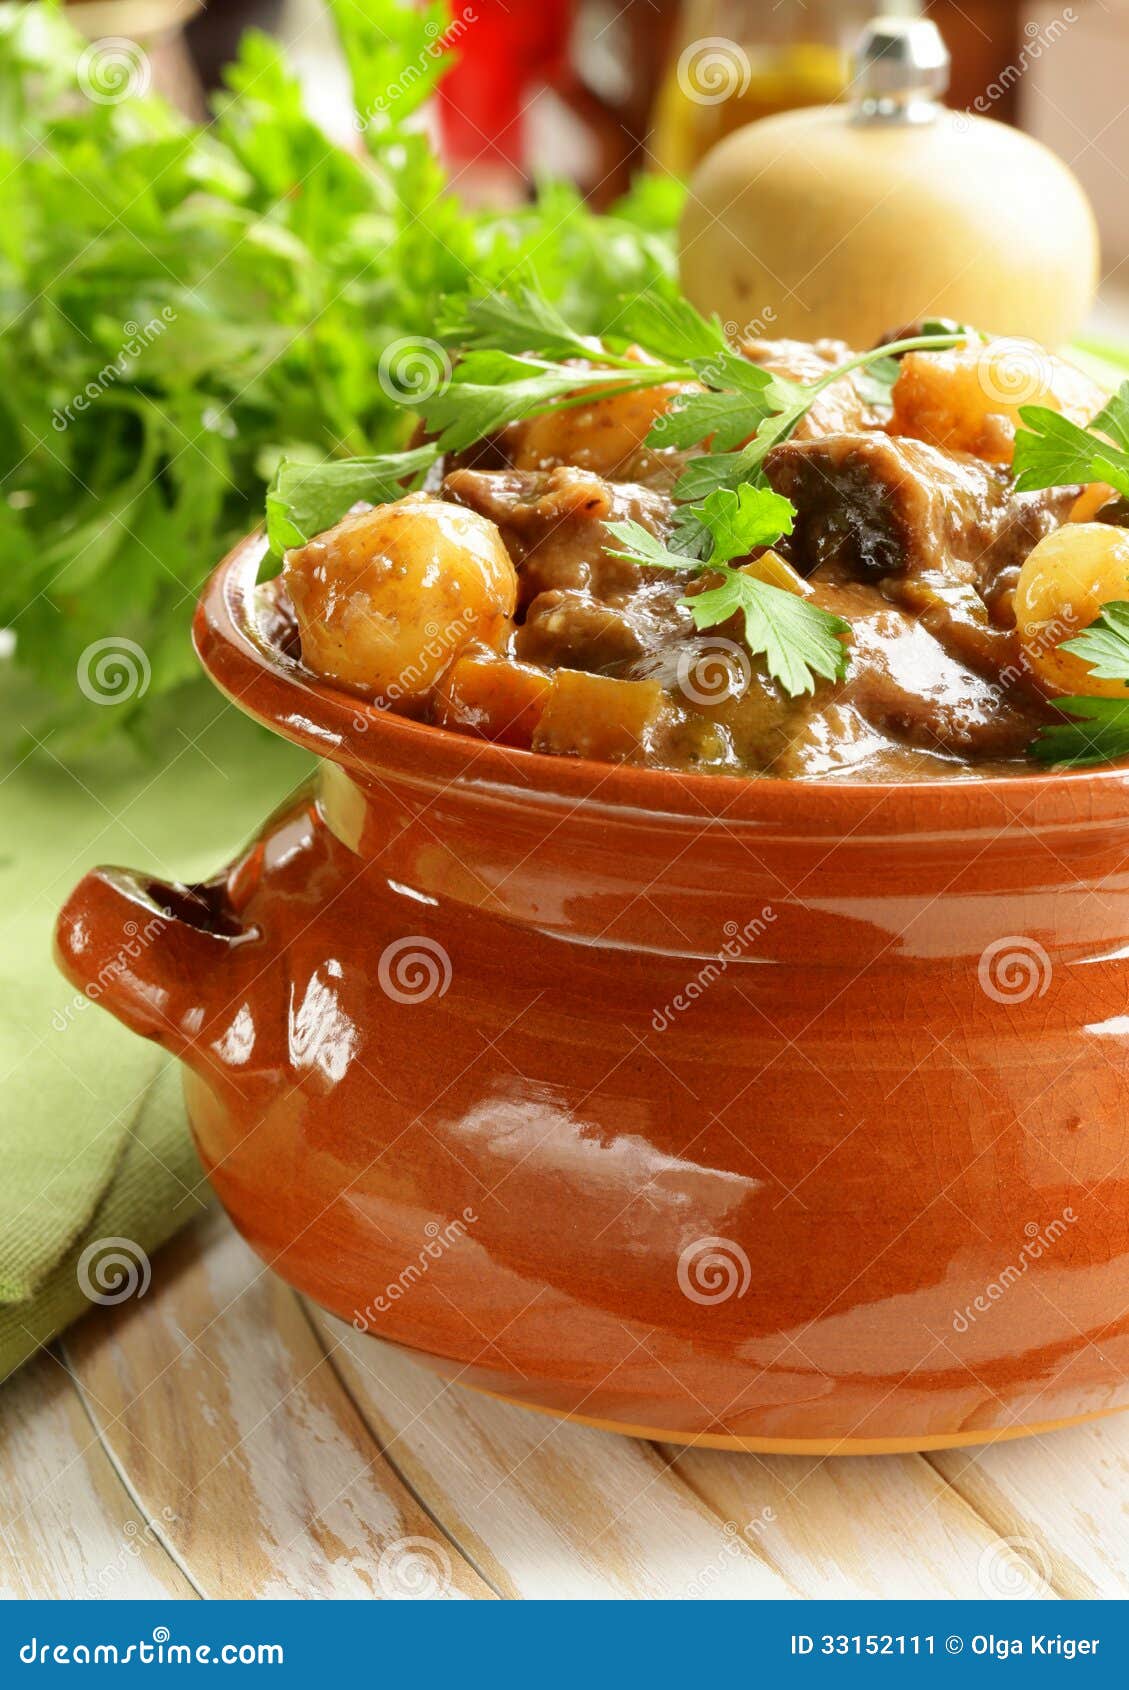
[516,586,685,674]
[873,319,965,349]
[825,592,1047,763]
[765,433,1077,587]
[441,465,674,606]
[1097,496,1129,529]
[629,581,1045,774]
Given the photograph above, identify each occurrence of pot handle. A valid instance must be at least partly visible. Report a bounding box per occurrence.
[54,866,251,1058]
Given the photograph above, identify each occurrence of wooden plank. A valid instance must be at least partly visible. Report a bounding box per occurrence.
[308,1309,799,1599]
[661,1443,1055,1599]
[63,1212,492,1600]
[0,1349,196,1600]
[930,1413,1129,1599]
[13,1195,1097,1601]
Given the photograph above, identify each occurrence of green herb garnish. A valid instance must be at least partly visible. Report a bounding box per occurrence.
[1054,600,1129,681]
[409,298,964,558]
[1014,383,1129,498]
[606,486,849,697]
[1011,389,1129,766]
[663,333,968,552]
[1030,602,1129,767]
[1031,696,1129,768]
[420,350,698,455]
[264,294,958,692]
[266,447,440,554]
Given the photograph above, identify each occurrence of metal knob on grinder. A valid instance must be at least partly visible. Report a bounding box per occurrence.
[853,16,949,124]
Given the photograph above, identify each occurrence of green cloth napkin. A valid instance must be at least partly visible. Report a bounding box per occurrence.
[0,692,308,1383]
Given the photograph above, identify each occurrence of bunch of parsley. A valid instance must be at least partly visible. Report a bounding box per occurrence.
[0,0,682,756]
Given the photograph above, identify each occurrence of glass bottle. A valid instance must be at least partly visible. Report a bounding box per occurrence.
[651,0,921,178]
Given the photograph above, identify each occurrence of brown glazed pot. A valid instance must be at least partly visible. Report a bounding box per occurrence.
[56,534,1129,1453]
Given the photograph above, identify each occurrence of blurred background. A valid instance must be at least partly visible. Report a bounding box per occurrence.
[62,0,1129,277]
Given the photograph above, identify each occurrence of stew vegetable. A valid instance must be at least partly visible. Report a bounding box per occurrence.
[275,293,1129,781]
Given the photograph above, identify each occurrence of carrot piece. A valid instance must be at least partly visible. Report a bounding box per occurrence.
[739,548,812,597]
[434,653,552,749]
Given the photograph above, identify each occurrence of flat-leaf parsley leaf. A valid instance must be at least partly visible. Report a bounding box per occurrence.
[605,486,849,697]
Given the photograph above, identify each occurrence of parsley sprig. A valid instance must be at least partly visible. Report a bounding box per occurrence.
[422,295,965,554]
[1030,603,1129,767]
[1014,382,1129,497]
[266,446,440,554]
[606,486,849,696]
[270,293,961,545]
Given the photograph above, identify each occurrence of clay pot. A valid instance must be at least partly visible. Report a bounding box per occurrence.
[55,533,1129,1452]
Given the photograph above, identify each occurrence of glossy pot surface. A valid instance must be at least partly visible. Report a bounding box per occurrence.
[55,534,1129,1452]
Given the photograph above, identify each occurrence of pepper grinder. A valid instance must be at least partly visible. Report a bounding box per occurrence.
[679,16,1099,348]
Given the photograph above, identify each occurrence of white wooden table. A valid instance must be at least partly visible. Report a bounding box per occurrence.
[4,1204,1128,1600]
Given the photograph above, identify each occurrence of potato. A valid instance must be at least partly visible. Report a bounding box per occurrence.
[1015,524,1129,697]
[284,493,516,709]
[891,342,1104,464]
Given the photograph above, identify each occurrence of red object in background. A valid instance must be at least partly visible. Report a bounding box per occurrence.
[437,0,574,173]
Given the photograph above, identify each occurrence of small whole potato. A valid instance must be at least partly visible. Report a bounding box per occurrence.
[284,493,517,709]
[1015,524,1129,697]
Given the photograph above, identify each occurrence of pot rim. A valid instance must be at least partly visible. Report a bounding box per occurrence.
[194,530,1129,835]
